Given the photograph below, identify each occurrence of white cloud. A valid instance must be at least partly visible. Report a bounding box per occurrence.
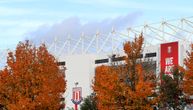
[26,12,142,45]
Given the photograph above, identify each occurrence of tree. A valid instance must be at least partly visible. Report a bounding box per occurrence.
[183,44,193,96]
[80,93,97,110]
[122,34,157,109]
[0,41,66,110]
[159,68,186,109]
[116,64,156,110]
[93,34,157,110]
[93,65,118,110]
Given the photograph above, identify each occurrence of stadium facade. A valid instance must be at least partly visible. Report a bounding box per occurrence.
[56,17,193,109]
[60,40,189,109]
[0,17,193,109]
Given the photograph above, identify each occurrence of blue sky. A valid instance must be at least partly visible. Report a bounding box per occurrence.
[0,0,193,49]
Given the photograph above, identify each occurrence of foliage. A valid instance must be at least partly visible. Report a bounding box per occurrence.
[183,44,193,96]
[93,34,157,110]
[80,93,97,110]
[159,68,186,109]
[0,41,66,110]
[93,65,118,110]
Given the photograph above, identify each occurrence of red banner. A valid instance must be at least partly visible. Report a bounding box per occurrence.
[71,87,83,110]
[160,41,178,74]
[72,87,82,102]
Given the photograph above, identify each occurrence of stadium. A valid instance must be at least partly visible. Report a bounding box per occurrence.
[1,16,193,109]
[41,16,193,109]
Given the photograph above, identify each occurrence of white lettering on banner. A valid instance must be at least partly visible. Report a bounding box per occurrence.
[165,65,174,73]
[165,57,173,65]
[165,57,174,74]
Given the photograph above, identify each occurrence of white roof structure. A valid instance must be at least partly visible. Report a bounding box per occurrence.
[43,16,193,59]
[0,16,193,64]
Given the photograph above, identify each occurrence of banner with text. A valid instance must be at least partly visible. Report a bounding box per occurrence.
[160,41,178,74]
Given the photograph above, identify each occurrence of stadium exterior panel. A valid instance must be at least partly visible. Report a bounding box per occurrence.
[62,41,188,108]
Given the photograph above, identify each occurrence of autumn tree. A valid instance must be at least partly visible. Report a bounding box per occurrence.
[93,34,157,110]
[182,44,193,105]
[93,65,119,110]
[119,34,156,109]
[183,44,193,95]
[0,41,66,110]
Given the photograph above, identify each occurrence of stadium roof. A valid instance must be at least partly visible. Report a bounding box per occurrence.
[0,16,193,67]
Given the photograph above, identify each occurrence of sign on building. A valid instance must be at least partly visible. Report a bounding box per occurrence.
[71,86,83,110]
[160,41,178,75]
